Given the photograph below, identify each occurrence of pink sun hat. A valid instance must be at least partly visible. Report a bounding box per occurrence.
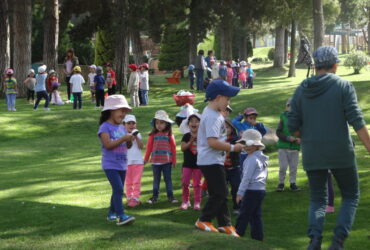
[102,95,132,112]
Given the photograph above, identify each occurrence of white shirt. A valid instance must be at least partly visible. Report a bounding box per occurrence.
[65,60,73,75]
[139,71,149,90]
[69,74,85,93]
[127,133,144,165]
[197,106,226,166]
[88,73,96,86]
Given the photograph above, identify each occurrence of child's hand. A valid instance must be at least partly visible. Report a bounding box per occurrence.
[288,136,295,142]
[123,134,135,142]
[295,138,301,144]
[234,143,245,152]
[236,195,242,204]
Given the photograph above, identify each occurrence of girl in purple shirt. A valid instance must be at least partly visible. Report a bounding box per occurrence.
[98,95,136,226]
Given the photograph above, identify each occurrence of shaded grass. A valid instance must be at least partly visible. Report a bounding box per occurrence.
[0,64,370,249]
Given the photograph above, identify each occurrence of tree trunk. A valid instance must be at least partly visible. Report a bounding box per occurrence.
[8,0,14,68]
[252,32,256,48]
[43,0,59,70]
[312,0,325,50]
[114,0,129,93]
[288,20,296,77]
[368,17,370,55]
[341,34,347,54]
[219,12,232,60]
[13,0,32,97]
[0,0,10,90]
[274,25,285,68]
[188,0,198,65]
[130,28,144,65]
[284,29,289,64]
[239,35,248,61]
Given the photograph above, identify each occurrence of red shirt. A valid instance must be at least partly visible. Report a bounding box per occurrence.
[144,132,176,165]
[108,70,116,85]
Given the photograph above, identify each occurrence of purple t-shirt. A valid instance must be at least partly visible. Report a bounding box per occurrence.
[98,122,128,171]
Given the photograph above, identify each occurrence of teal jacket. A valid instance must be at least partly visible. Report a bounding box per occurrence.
[288,73,365,171]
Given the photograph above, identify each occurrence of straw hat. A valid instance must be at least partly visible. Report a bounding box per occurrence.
[153,110,174,124]
[237,129,265,150]
[102,95,132,112]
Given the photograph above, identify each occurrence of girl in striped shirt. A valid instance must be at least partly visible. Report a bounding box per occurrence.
[144,110,178,204]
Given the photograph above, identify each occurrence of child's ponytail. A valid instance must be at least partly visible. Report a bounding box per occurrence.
[99,110,111,125]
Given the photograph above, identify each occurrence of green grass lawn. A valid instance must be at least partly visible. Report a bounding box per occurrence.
[1,63,369,250]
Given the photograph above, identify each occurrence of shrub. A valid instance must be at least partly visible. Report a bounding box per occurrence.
[268,48,275,61]
[344,51,369,74]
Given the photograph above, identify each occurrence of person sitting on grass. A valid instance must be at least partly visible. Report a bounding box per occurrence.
[98,95,136,226]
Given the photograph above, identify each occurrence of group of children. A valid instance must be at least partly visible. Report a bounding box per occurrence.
[188,60,255,91]
[97,79,275,241]
[2,62,150,112]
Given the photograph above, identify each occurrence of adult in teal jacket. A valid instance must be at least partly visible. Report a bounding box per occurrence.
[288,46,370,250]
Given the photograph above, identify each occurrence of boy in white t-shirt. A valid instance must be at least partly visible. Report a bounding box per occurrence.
[88,64,97,103]
[123,115,144,207]
[195,79,243,237]
[69,66,85,109]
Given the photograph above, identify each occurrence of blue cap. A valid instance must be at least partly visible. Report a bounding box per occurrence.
[205,79,240,101]
[188,64,195,70]
[313,46,340,67]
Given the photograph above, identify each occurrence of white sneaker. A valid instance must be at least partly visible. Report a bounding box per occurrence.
[12,108,16,112]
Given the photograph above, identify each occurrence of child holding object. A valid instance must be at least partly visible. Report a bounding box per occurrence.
[194,79,243,237]
[124,115,144,207]
[180,113,202,210]
[98,95,136,226]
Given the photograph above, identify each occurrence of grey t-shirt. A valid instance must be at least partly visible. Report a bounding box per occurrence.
[35,73,47,92]
[197,106,226,166]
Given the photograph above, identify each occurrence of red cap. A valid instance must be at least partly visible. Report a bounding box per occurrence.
[244,107,258,116]
[128,64,137,71]
[140,63,149,70]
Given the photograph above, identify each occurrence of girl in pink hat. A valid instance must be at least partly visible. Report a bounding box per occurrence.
[127,64,139,107]
[98,94,136,226]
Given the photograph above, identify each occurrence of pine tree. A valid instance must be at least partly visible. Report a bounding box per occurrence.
[158,26,189,71]
[94,29,115,66]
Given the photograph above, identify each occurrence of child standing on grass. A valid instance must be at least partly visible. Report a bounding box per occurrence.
[94,66,105,108]
[218,61,227,80]
[106,63,117,95]
[194,79,243,237]
[231,63,239,87]
[188,64,196,90]
[139,63,150,106]
[226,63,233,85]
[124,114,145,207]
[48,70,63,105]
[144,110,178,204]
[127,64,140,108]
[88,64,97,103]
[232,107,267,168]
[69,66,85,110]
[34,65,50,111]
[247,63,255,89]
[239,61,247,89]
[235,129,268,241]
[24,69,36,104]
[180,113,202,210]
[224,120,241,214]
[3,68,17,112]
[276,98,301,192]
[98,95,136,226]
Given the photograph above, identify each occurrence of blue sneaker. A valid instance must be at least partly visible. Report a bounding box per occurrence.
[116,215,135,226]
[106,213,117,222]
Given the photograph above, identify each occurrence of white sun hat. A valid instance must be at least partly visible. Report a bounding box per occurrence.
[124,114,136,123]
[179,113,201,134]
[237,129,265,150]
[38,65,47,73]
[102,95,132,112]
[240,61,247,66]
[153,110,174,124]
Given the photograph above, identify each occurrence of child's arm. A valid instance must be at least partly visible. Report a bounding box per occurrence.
[255,122,267,136]
[100,132,134,150]
[143,134,154,164]
[207,138,244,152]
[181,134,195,152]
[276,119,294,142]
[135,133,144,149]
[236,160,254,203]
[170,135,177,167]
